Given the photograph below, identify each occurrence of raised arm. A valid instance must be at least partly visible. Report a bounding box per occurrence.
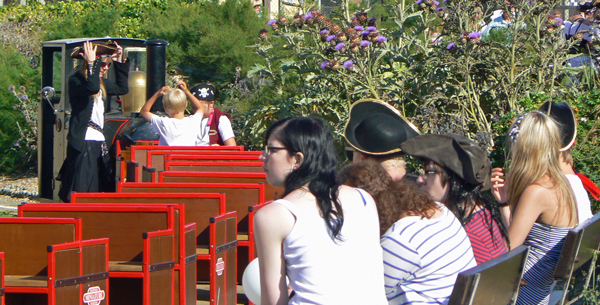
[254,203,294,305]
[140,86,170,122]
[177,81,204,116]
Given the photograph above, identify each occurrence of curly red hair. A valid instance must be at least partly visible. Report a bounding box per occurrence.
[339,160,439,236]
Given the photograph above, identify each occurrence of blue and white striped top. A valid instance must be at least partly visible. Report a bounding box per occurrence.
[380,203,476,305]
[516,222,570,305]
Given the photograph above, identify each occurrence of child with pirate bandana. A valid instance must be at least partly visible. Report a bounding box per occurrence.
[189,83,237,146]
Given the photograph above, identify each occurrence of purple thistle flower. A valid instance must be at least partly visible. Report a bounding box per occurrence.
[320,61,329,69]
[268,20,277,26]
[335,42,345,51]
[320,29,329,35]
[433,0,439,5]
[22,94,28,100]
[326,35,336,42]
[361,31,370,36]
[360,40,371,47]
[416,0,422,4]
[343,60,354,69]
[555,18,564,27]
[13,141,19,147]
[437,6,443,11]
[447,42,456,49]
[354,26,364,31]
[377,36,387,43]
[305,12,313,19]
[366,26,377,31]
[468,32,482,39]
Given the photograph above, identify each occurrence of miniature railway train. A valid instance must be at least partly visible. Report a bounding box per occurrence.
[0,38,595,305]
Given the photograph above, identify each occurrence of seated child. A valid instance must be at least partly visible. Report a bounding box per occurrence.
[140,81,205,146]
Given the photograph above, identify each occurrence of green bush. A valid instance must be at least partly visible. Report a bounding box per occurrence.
[0,44,40,173]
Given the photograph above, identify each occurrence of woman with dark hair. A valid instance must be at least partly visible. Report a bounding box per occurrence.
[340,160,476,304]
[254,117,387,305]
[400,134,509,265]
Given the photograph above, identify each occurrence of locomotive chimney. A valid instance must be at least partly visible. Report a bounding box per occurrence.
[144,39,169,113]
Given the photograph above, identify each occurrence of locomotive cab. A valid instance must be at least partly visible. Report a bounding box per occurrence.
[38,38,167,201]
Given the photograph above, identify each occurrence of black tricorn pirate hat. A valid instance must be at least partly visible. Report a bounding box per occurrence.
[400,134,492,191]
[344,99,420,155]
[190,83,216,102]
[70,40,118,60]
[539,101,577,151]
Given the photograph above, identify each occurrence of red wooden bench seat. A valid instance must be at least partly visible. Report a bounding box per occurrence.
[18,204,176,305]
[0,217,108,305]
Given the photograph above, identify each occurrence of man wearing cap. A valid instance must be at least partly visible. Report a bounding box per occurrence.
[189,83,236,146]
[344,99,421,181]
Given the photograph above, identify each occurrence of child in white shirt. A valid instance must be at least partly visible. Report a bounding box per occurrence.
[140,81,206,146]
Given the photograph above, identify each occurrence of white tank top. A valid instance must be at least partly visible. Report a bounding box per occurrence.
[276,188,387,305]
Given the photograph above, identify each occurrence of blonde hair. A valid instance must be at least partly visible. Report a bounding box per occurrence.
[505,111,577,225]
[163,88,188,113]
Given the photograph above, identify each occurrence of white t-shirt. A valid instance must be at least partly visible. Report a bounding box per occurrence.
[276,188,387,305]
[566,174,593,223]
[150,112,205,146]
[381,202,477,305]
[196,115,235,146]
[85,92,105,141]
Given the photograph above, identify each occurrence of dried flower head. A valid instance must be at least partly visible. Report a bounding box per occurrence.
[19,86,26,92]
[278,16,289,26]
[336,33,348,42]
[351,18,360,27]
[356,12,368,24]
[330,24,342,34]
[368,18,377,27]
[328,60,340,69]
[258,29,269,40]
[345,27,356,35]
[349,42,360,52]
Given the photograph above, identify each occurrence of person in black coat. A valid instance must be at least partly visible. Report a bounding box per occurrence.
[58,40,130,202]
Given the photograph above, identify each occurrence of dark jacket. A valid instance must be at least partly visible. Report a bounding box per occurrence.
[67,58,130,151]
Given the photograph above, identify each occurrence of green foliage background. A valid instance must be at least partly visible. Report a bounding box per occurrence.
[0,0,264,175]
[0,0,597,212]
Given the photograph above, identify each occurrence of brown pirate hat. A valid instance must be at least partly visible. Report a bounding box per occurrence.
[70,40,118,60]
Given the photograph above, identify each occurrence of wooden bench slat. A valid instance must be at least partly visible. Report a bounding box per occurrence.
[196,247,210,256]
[108,261,144,272]
[5,275,48,287]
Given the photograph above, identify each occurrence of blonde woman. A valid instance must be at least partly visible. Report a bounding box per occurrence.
[494,111,577,305]
[58,41,129,202]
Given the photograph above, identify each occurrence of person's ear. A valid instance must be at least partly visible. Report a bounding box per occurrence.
[293,152,304,168]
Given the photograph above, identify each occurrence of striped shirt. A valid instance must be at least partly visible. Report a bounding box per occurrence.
[381,203,477,305]
[464,208,507,265]
[516,222,570,305]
